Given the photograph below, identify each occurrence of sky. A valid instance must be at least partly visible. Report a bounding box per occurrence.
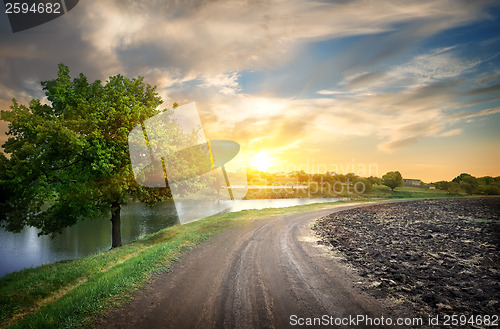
[0,0,499,182]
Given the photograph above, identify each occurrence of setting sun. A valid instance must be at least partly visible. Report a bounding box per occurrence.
[250,151,272,172]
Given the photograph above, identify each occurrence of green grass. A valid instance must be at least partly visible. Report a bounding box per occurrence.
[0,190,469,328]
[1,199,385,329]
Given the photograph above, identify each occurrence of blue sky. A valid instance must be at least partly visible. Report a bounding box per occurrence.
[0,0,499,181]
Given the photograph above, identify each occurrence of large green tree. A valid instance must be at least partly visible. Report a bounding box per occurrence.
[0,64,178,248]
[382,171,403,191]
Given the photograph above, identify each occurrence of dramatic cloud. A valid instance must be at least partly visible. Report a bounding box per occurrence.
[1,0,495,93]
[1,0,499,179]
[310,42,500,152]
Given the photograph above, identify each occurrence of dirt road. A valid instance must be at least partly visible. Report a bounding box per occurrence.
[94,203,401,329]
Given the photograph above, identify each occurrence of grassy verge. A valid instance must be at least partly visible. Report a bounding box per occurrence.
[1,199,386,329]
[1,190,471,328]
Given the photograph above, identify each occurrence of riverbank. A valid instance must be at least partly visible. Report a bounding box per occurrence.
[0,199,373,329]
[0,195,484,328]
[0,185,449,278]
[0,198,342,278]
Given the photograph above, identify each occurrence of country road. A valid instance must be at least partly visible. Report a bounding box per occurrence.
[94,203,404,329]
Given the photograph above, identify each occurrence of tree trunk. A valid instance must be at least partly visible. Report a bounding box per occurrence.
[110,201,122,248]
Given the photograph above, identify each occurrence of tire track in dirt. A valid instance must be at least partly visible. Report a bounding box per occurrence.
[94,202,402,329]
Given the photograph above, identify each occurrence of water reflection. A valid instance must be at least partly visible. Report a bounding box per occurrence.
[0,198,340,277]
[0,200,179,277]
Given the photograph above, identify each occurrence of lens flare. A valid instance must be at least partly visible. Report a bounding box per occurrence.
[250,151,272,172]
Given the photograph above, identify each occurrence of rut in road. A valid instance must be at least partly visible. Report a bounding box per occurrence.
[94,203,400,329]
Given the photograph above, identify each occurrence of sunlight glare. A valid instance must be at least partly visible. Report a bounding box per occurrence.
[250,151,272,172]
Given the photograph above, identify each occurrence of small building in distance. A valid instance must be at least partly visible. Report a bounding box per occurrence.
[403,178,421,187]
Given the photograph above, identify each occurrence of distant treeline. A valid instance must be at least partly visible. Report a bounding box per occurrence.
[247,169,500,196]
[246,169,381,193]
[433,173,500,195]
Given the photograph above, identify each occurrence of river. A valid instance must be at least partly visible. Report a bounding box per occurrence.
[0,198,341,277]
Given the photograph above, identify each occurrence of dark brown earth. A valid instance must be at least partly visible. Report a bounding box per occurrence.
[313,197,500,328]
[93,203,409,329]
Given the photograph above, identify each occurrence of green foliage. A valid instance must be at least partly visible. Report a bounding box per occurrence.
[246,169,277,185]
[367,176,382,185]
[480,184,500,195]
[460,178,478,195]
[311,173,323,184]
[297,170,309,183]
[433,180,450,190]
[451,173,478,195]
[433,174,500,195]
[452,173,475,184]
[447,182,463,195]
[0,64,179,243]
[381,171,403,191]
[354,178,372,193]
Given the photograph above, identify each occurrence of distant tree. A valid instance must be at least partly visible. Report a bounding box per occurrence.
[335,173,347,183]
[354,178,372,193]
[433,181,450,191]
[367,176,382,185]
[479,176,494,185]
[311,173,324,184]
[451,173,479,195]
[452,173,474,184]
[476,176,500,195]
[0,64,193,248]
[382,171,403,191]
[447,182,463,195]
[297,170,309,184]
[460,176,479,195]
[263,172,276,184]
[345,173,358,182]
[480,184,500,195]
